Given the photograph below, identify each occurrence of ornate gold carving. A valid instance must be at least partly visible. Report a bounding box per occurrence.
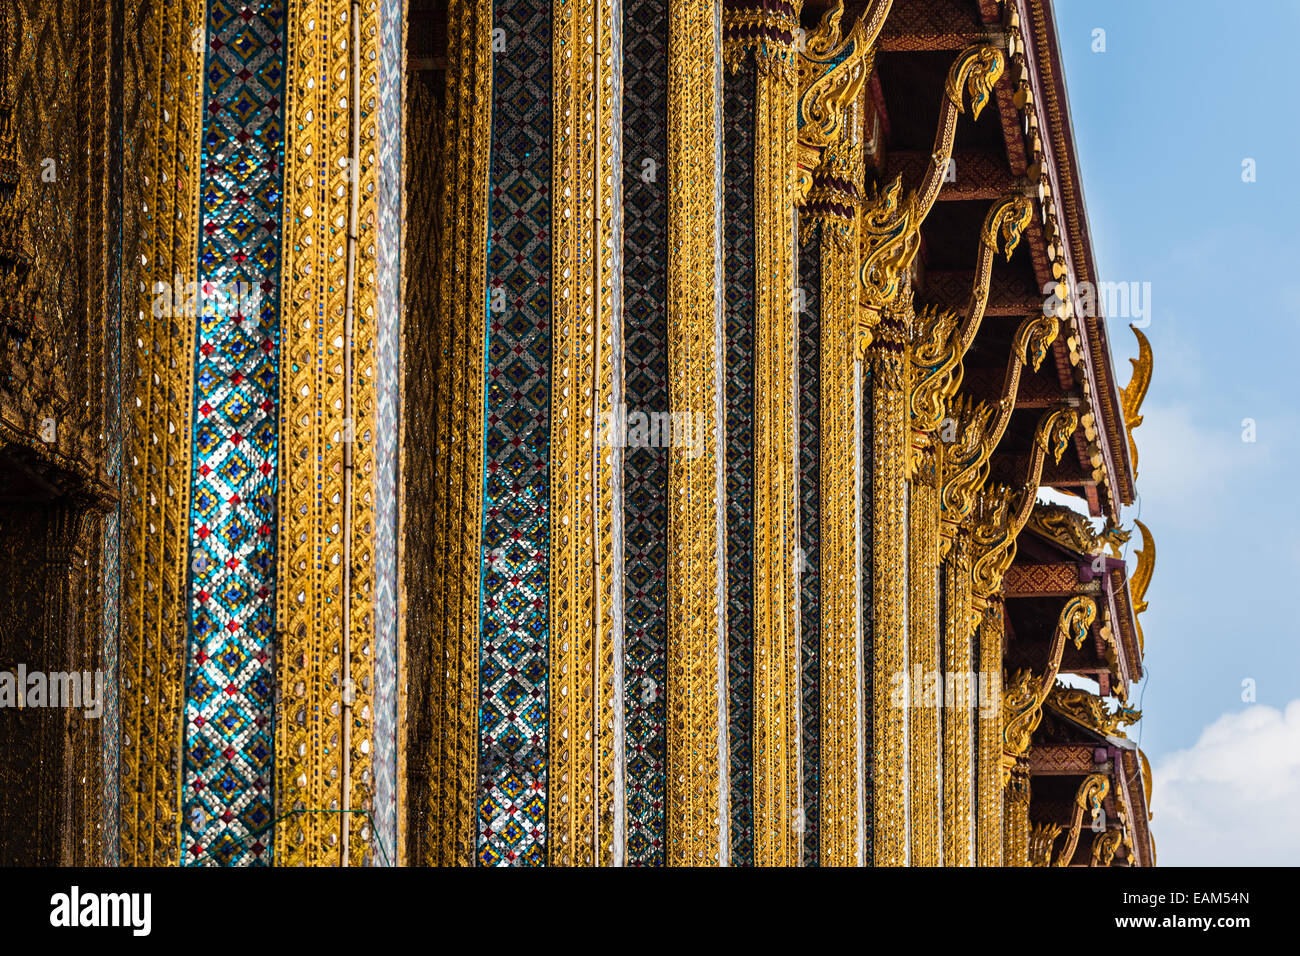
[1120,325,1152,477]
[666,0,723,865]
[1027,821,1061,867]
[1053,773,1109,867]
[940,534,975,865]
[938,312,1060,543]
[746,27,803,868]
[276,0,383,865]
[1026,502,1104,556]
[1130,519,1154,654]
[910,195,1033,441]
[1001,595,1097,768]
[970,407,1078,601]
[548,0,619,867]
[1045,682,1141,738]
[1090,827,1123,867]
[869,300,911,865]
[857,44,1006,349]
[908,473,941,866]
[817,214,862,866]
[118,0,207,866]
[975,600,1004,866]
[1003,758,1031,866]
[793,1,890,202]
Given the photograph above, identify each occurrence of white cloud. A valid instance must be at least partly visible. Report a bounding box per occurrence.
[1150,700,1300,865]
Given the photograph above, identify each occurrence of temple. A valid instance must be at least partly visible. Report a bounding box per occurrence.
[0,0,1156,865]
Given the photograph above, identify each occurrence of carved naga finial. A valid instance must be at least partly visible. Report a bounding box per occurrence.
[1090,827,1123,867]
[971,406,1079,597]
[1002,595,1097,769]
[936,311,1060,544]
[1130,519,1154,653]
[1028,822,1062,867]
[858,42,1005,340]
[795,0,892,203]
[1121,325,1152,477]
[1046,682,1142,738]
[1054,773,1110,867]
[910,195,1034,441]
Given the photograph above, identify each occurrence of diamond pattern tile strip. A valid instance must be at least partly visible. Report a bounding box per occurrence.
[181,0,287,867]
[621,0,669,867]
[723,55,756,867]
[798,231,821,866]
[478,0,553,868]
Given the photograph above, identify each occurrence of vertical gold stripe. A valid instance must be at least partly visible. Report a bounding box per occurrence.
[869,311,908,866]
[976,599,1004,866]
[1004,762,1030,866]
[907,477,939,865]
[276,0,381,865]
[751,50,800,870]
[119,0,205,866]
[941,536,974,864]
[346,0,381,866]
[594,0,619,867]
[818,218,860,866]
[549,0,618,867]
[665,0,722,866]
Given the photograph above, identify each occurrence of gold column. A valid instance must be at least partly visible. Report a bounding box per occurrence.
[411,0,492,867]
[276,0,383,865]
[868,305,909,866]
[1004,760,1030,866]
[118,0,206,866]
[752,44,801,869]
[975,600,1004,866]
[940,534,974,865]
[665,0,723,865]
[549,0,619,866]
[814,201,861,866]
[907,468,940,865]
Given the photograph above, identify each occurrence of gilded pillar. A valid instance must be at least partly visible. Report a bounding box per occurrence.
[118,0,205,866]
[274,0,407,867]
[865,304,909,866]
[722,2,800,866]
[411,0,622,868]
[798,133,863,865]
[907,466,940,865]
[1004,759,1030,867]
[665,0,724,865]
[975,600,1004,866]
[940,537,974,864]
[549,0,620,866]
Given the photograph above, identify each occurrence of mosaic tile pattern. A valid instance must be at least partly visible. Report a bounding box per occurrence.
[797,231,821,866]
[478,0,553,868]
[181,0,287,867]
[723,54,756,867]
[101,200,123,863]
[621,0,669,867]
[371,0,404,866]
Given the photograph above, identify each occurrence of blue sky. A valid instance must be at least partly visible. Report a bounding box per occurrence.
[1052,0,1300,864]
